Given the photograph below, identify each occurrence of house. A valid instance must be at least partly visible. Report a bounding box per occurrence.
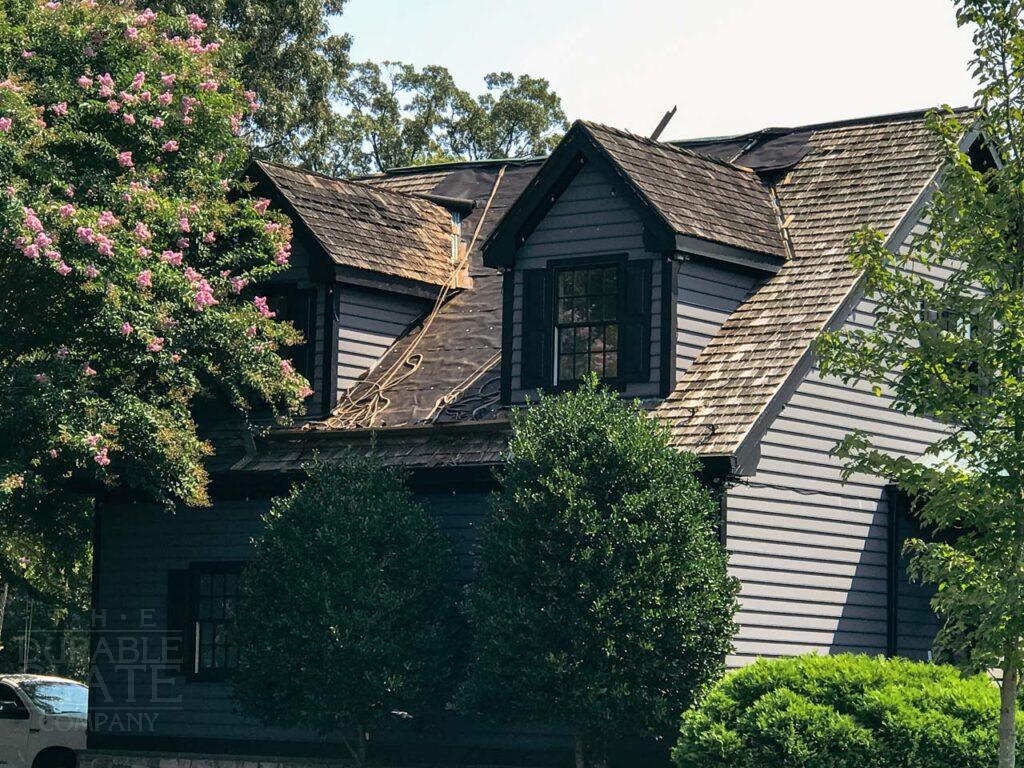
[83,108,987,768]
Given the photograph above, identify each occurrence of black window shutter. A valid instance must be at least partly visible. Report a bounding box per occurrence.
[620,260,652,382]
[166,569,192,675]
[521,269,550,389]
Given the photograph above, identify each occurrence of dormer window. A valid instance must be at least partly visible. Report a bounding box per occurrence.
[555,264,619,383]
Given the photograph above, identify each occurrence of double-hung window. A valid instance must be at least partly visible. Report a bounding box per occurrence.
[554,265,620,383]
[192,564,244,674]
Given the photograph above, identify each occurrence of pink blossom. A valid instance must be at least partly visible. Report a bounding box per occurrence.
[120,322,133,335]
[56,261,72,276]
[134,222,151,241]
[51,102,68,116]
[49,449,59,459]
[182,116,193,126]
[160,250,182,266]
[82,364,97,376]
[130,71,145,90]
[176,237,189,249]
[230,113,241,134]
[95,234,114,257]
[106,99,120,113]
[230,276,248,294]
[59,203,75,218]
[178,217,191,233]
[21,244,39,259]
[253,198,271,215]
[139,91,152,103]
[147,337,163,352]
[119,90,136,105]
[187,13,207,30]
[93,447,110,466]
[97,210,119,229]
[199,80,218,92]
[34,232,52,247]
[264,221,281,234]
[151,116,165,129]
[134,8,156,26]
[202,231,216,244]
[122,113,136,126]
[76,226,95,243]
[136,269,152,288]
[44,1,61,9]
[137,246,152,257]
[0,117,13,132]
[65,185,75,198]
[117,150,133,167]
[298,386,314,399]
[183,266,201,283]
[34,373,48,383]
[56,346,69,359]
[125,26,139,40]
[245,325,257,337]
[275,249,290,266]
[85,434,101,447]
[253,296,275,318]
[85,264,99,278]
[83,44,96,58]
[34,117,46,130]
[170,353,181,363]
[23,207,43,232]
[43,249,60,261]
[77,75,93,89]
[0,79,21,92]
[280,360,294,375]
[160,140,178,153]
[157,92,172,106]
[160,73,176,87]
[21,50,34,59]
[193,280,218,309]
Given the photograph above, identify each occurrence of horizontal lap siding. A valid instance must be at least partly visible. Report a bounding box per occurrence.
[510,163,662,399]
[93,491,492,743]
[677,260,760,375]
[336,286,427,391]
[726,222,943,666]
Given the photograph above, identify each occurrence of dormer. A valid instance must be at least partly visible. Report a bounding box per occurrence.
[483,120,786,405]
[246,161,465,416]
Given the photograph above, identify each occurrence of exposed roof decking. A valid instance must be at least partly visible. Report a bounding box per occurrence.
[254,160,457,287]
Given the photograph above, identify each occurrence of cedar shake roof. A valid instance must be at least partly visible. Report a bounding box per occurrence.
[253,160,457,288]
[579,121,786,259]
[234,110,954,475]
[654,113,946,457]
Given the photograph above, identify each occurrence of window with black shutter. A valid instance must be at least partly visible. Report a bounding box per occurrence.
[167,563,245,677]
[263,286,316,384]
[554,265,620,383]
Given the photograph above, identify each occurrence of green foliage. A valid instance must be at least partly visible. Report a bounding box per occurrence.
[0,1,309,601]
[674,655,1012,768]
[232,457,460,764]
[142,0,352,165]
[816,3,1024,680]
[327,61,567,175]
[461,376,738,761]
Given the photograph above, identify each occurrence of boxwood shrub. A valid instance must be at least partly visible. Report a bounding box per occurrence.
[673,654,1016,768]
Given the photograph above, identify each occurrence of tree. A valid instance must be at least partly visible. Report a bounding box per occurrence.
[141,0,352,165]
[326,60,567,176]
[0,1,309,600]
[232,458,460,766]
[816,4,1024,766]
[461,377,738,768]
[673,654,1013,768]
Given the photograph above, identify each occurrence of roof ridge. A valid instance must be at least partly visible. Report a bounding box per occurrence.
[254,159,450,214]
[577,119,759,175]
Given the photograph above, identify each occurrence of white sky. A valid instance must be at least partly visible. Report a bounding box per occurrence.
[336,0,978,142]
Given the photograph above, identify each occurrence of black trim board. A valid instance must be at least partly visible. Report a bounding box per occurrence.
[659,257,679,397]
[500,269,514,404]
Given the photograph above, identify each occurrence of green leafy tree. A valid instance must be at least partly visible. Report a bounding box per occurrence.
[0,0,309,601]
[141,0,352,165]
[461,377,738,768]
[673,654,1014,768]
[330,60,567,175]
[233,458,460,766]
[816,4,1024,766]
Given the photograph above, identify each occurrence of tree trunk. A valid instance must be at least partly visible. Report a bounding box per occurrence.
[573,733,608,768]
[574,734,585,768]
[999,656,1018,768]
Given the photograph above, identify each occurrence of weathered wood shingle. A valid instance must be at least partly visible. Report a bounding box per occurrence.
[255,160,457,287]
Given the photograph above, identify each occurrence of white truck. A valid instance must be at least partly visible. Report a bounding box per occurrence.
[0,676,86,768]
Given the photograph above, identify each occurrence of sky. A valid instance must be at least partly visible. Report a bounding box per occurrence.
[335,0,978,142]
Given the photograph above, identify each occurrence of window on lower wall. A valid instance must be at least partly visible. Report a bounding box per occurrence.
[555,265,619,383]
[192,564,244,674]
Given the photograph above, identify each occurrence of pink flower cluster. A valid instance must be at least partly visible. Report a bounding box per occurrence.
[253,296,275,318]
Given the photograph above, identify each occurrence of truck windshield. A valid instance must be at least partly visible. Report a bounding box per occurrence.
[18,681,88,715]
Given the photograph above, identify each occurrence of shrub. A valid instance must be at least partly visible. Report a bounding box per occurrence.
[673,654,1016,768]
[462,376,738,767]
[232,457,460,766]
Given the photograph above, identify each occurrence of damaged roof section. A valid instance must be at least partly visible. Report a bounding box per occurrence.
[250,160,459,288]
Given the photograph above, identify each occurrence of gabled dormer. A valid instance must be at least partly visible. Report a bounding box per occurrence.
[483,120,786,405]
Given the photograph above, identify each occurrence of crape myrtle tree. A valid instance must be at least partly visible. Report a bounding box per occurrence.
[461,377,738,768]
[816,3,1024,767]
[233,458,461,767]
[0,0,309,601]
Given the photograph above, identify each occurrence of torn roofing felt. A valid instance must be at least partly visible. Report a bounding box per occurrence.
[235,110,951,475]
[250,160,458,288]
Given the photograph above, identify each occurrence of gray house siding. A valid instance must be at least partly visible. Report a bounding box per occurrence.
[676,259,762,376]
[723,220,944,667]
[509,163,663,400]
[335,286,428,392]
[90,489,489,744]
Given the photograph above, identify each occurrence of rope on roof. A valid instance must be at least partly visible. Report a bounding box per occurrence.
[312,164,508,431]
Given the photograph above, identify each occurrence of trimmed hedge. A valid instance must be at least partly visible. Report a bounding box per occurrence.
[673,654,1015,768]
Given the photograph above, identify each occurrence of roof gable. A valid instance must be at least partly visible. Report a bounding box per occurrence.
[249,160,458,290]
[482,120,786,269]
